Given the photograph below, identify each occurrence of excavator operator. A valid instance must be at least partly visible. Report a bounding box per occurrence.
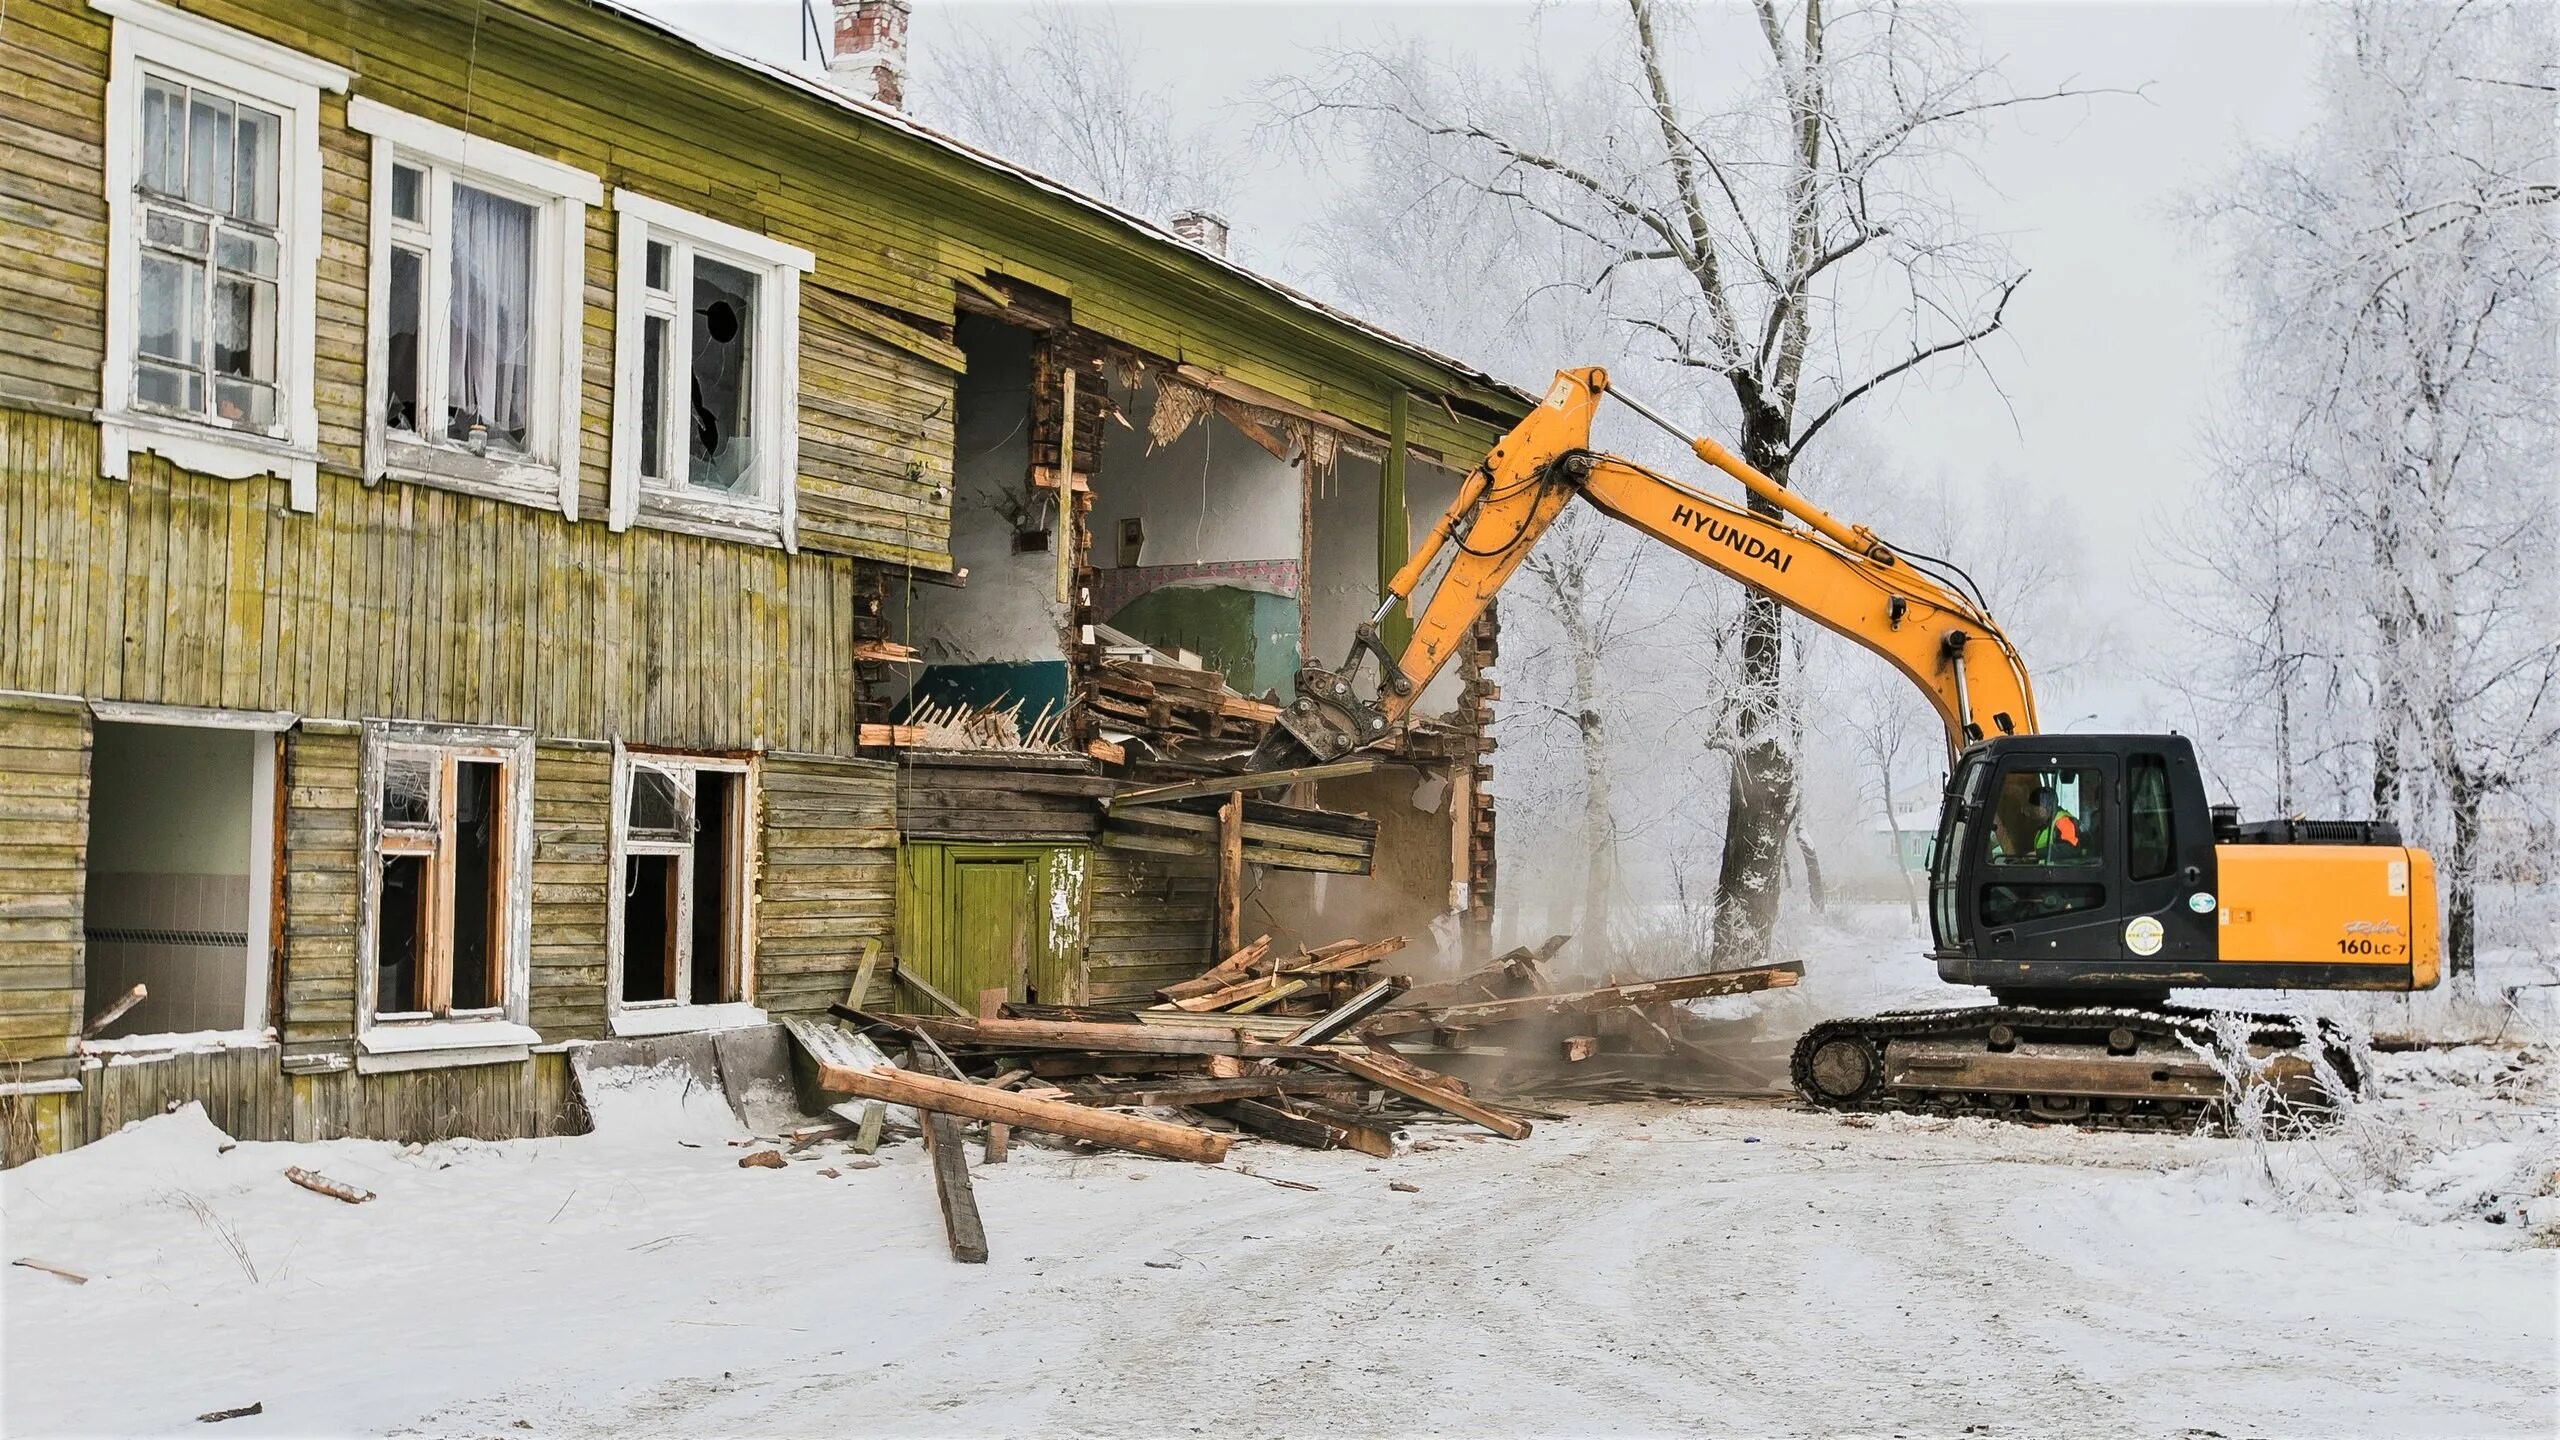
[1990,775,2090,865]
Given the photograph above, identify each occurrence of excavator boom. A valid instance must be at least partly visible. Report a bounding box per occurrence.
[1275,368,2035,765]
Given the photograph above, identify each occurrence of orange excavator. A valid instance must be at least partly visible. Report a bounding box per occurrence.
[1265,368,2437,1126]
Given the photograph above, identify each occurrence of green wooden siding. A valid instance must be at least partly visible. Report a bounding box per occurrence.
[279,723,359,1063]
[899,841,1087,1007]
[0,0,1521,573]
[0,410,867,752]
[0,692,89,1081]
[758,751,899,1015]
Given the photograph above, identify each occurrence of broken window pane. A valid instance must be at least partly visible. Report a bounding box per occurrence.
[449,760,502,1011]
[381,754,435,828]
[687,255,756,495]
[445,183,535,454]
[628,765,687,837]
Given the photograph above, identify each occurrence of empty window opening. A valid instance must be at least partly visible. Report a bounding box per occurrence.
[82,723,270,1039]
[615,757,750,1016]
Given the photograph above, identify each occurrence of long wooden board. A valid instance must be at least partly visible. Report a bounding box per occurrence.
[920,1112,989,1263]
[815,1062,1230,1164]
[1362,965,1804,1039]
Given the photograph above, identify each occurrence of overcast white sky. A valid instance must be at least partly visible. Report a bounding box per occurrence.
[642,0,2329,727]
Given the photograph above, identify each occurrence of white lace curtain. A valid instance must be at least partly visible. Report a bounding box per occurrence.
[446,185,533,447]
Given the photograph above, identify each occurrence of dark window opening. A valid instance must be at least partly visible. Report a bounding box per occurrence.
[386,246,422,434]
[378,853,428,1013]
[449,759,501,1011]
[690,771,737,1004]
[621,854,678,1003]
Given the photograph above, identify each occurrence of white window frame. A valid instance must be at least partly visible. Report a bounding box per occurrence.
[606,742,763,1037]
[94,0,345,512]
[355,721,538,1072]
[609,190,812,553]
[350,98,597,517]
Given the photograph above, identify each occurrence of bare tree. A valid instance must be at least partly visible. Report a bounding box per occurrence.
[1279,0,2109,967]
[2185,0,2557,975]
[909,2,1235,229]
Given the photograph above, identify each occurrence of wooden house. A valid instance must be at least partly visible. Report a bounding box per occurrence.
[0,0,1526,1159]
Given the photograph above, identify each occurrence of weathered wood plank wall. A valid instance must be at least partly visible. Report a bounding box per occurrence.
[758,752,899,1015]
[0,693,89,1083]
[1084,845,1217,1007]
[0,413,866,753]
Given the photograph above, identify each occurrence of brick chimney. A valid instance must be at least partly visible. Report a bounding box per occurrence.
[1170,210,1230,257]
[829,0,909,110]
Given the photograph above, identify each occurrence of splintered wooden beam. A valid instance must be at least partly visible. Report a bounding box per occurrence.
[816,1062,1231,1164]
[1054,1075,1370,1107]
[80,983,148,1038]
[1316,1052,1531,1140]
[1159,934,1275,1001]
[1363,964,1804,1039]
[920,1113,989,1263]
[1105,757,1383,811]
[903,1014,1332,1061]
[1216,791,1245,963]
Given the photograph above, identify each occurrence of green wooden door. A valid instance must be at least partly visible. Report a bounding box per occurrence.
[900,843,1089,1007]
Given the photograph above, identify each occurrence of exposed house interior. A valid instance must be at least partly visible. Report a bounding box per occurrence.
[81,721,273,1039]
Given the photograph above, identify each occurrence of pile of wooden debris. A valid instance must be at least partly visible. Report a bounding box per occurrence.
[780,935,1799,1263]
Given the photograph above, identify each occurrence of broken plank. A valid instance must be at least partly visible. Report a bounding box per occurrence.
[1158,934,1273,1002]
[1316,1052,1532,1140]
[894,962,973,1017]
[1225,979,1309,1014]
[1201,1097,1336,1149]
[1364,964,1802,1039]
[80,983,147,1038]
[1170,973,1303,1013]
[1105,757,1383,811]
[1271,1096,1402,1158]
[815,1063,1231,1164]
[1052,1075,1371,1107]
[1285,977,1408,1047]
[901,1014,1335,1061]
[282,1167,375,1204]
[921,1113,989,1263]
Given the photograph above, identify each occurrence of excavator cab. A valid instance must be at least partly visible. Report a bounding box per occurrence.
[1926,733,2435,1002]
[1929,735,2223,1003]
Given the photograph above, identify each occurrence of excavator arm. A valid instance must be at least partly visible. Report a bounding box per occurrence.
[1274,367,2037,764]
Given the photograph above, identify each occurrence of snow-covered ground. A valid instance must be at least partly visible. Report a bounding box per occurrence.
[6,1050,2552,1438]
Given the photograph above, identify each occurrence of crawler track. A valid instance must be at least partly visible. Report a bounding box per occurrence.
[1791,1004,2361,1132]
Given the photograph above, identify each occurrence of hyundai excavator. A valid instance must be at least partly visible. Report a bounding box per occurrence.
[1261,368,2438,1128]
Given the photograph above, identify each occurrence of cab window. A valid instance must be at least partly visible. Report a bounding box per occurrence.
[1982,765,2104,868]
[2127,754,2174,880]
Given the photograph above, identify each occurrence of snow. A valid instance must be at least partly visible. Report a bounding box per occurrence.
[80,1029,271,1062]
[6,1067,2552,1437]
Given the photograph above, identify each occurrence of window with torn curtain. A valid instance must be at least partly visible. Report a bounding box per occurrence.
[609,191,813,550]
[358,724,538,1071]
[350,98,598,516]
[608,748,762,1036]
[94,0,347,511]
